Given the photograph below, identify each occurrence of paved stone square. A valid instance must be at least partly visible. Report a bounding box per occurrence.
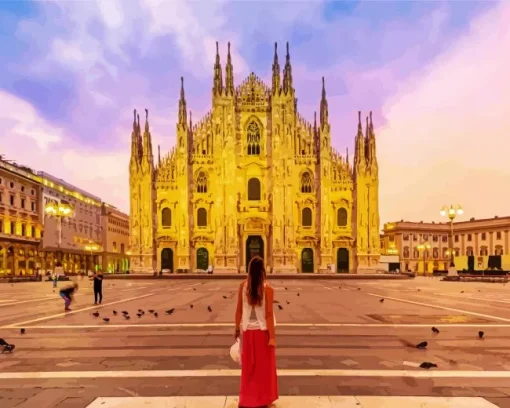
[1,277,510,407]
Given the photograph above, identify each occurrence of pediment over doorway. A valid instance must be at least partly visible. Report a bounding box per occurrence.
[239,217,270,231]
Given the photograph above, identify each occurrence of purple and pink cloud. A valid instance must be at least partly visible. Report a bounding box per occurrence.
[0,0,507,225]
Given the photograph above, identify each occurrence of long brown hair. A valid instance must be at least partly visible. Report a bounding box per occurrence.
[246,256,265,306]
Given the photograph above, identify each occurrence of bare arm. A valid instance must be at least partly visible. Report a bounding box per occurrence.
[264,285,276,341]
[235,281,245,331]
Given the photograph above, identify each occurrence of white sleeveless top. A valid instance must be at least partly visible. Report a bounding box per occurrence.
[241,282,268,331]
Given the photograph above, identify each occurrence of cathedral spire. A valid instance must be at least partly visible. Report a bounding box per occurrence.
[272,42,281,94]
[320,76,328,129]
[346,147,349,166]
[225,42,234,96]
[178,77,187,128]
[130,109,140,164]
[143,108,154,166]
[158,144,161,166]
[354,111,365,167]
[137,113,142,161]
[365,115,371,162]
[213,41,223,96]
[368,111,377,167]
[282,42,293,95]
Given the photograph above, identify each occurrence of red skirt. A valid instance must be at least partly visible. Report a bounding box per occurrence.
[239,329,278,407]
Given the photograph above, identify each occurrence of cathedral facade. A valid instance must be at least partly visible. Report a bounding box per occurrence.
[129,42,380,274]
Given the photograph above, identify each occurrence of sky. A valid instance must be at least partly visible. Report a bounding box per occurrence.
[0,0,509,226]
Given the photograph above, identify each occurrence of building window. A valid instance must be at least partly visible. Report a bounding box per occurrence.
[423,234,428,241]
[121,243,125,254]
[246,121,261,155]
[403,234,409,241]
[480,246,488,256]
[337,208,347,227]
[467,234,472,242]
[413,234,418,240]
[10,195,14,206]
[454,235,459,243]
[196,171,208,193]
[497,231,502,240]
[31,226,35,237]
[21,199,25,209]
[197,208,207,227]
[0,192,2,204]
[21,224,26,236]
[442,235,447,243]
[432,235,438,242]
[403,246,410,258]
[113,242,117,251]
[9,182,14,188]
[161,208,171,227]
[302,208,312,227]
[300,172,313,193]
[413,249,419,258]
[481,232,486,240]
[389,235,395,242]
[0,222,3,233]
[21,186,25,192]
[247,178,261,200]
[433,248,439,259]
[10,221,15,234]
[31,202,36,212]
[466,246,474,256]
[495,245,504,256]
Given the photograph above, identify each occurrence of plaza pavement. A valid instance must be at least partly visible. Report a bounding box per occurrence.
[0,277,510,407]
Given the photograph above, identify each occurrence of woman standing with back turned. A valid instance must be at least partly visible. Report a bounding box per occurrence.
[235,256,278,407]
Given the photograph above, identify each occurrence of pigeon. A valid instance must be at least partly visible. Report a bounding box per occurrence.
[138,309,143,313]
[478,331,484,339]
[2,344,15,353]
[92,312,100,318]
[165,308,175,315]
[123,315,130,320]
[112,310,118,315]
[137,313,143,318]
[284,287,288,291]
[461,291,464,293]
[190,304,194,309]
[478,290,481,292]
[278,305,283,310]
[417,289,421,292]
[358,288,361,291]
[223,295,227,299]
[154,312,158,318]
[148,309,155,313]
[103,318,110,323]
[207,306,212,312]
[286,301,290,305]
[297,293,300,297]
[420,362,437,369]
[416,341,428,349]
[20,328,25,335]
[380,299,384,303]
[193,288,196,291]
[0,338,8,346]
[432,327,440,334]
[122,311,129,315]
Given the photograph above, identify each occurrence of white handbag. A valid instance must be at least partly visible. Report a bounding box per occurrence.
[230,338,240,364]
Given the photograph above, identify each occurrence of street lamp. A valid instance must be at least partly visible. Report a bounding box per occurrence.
[440,204,463,266]
[44,200,73,263]
[416,242,431,275]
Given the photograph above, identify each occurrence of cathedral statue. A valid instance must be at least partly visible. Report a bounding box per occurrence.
[128,42,380,274]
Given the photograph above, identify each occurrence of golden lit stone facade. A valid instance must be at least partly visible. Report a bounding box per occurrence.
[129,43,380,274]
[382,216,510,273]
[101,203,130,273]
[0,159,43,275]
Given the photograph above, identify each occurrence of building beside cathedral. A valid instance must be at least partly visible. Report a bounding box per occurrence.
[128,42,380,274]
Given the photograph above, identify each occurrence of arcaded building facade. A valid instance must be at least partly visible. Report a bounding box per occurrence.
[129,43,381,274]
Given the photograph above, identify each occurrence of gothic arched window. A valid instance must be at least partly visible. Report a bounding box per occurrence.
[248,178,261,200]
[197,208,207,227]
[337,208,347,227]
[302,208,312,227]
[197,171,207,193]
[301,172,313,193]
[162,208,171,227]
[247,121,261,156]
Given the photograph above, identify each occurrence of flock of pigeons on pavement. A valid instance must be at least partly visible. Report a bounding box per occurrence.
[0,283,490,371]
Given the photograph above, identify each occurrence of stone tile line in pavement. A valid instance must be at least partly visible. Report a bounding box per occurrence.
[86,396,499,408]
[3,369,510,380]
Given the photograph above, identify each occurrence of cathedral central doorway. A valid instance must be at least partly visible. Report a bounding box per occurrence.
[301,248,314,273]
[336,248,349,273]
[196,247,209,271]
[161,248,174,272]
[246,235,264,272]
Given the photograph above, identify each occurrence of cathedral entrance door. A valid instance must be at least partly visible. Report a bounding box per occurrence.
[196,247,209,271]
[301,248,314,273]
[246,236,264,272]
[161,248,174,272]
[336,248,349,273]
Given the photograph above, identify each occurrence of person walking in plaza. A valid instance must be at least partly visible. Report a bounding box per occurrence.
[90,270,104,305]
[234,256,278,407]
[59,282,78,311]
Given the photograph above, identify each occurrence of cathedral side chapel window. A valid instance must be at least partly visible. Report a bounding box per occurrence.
[337,208,347,227]
[301,172,313,193]
[246,121,261,156]
[302,208,312,227]
[162,208,172,227]
[247,178,261,201]
[197,171,207,193]
[197,208,207,227]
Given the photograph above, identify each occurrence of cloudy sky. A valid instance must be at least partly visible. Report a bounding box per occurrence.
[1,0,508,225]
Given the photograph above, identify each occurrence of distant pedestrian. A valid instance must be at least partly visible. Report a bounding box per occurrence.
[235,255,278,407]
[59,282,78,311]
[90,270,103,305]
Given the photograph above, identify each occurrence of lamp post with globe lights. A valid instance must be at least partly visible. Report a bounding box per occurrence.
[44,200,73,264]
[440,205,463,266]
